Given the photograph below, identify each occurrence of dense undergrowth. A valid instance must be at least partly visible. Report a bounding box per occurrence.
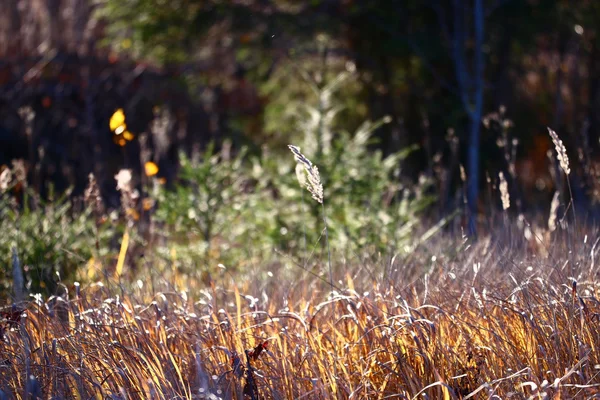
[0,70,434,296]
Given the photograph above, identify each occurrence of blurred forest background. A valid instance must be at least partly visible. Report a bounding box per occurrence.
[3,0,600,208]
[6,4,600,399]
[2,0,600,210]
[2,0,600,292]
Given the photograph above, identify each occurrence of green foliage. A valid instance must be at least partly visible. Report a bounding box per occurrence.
[0,189,112,296]
[0,68,438,295]
[153,143,279,268]
[261,36,369,146]
[152,71,435,271]
[282,71,435,257]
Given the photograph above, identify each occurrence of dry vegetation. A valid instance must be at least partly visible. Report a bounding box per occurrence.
[1,230,600,399]
[0,121,598,399]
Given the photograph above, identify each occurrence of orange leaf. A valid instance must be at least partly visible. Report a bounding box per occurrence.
[145,161,159,177]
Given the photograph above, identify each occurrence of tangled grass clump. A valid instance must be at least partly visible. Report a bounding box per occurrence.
[1,232,600,399]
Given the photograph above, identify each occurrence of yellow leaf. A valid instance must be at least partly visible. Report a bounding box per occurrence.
[123,130,135,141]
[145,161,159,177]
[109,109,126,131]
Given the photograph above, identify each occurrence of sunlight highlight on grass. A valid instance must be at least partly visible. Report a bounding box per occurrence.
[115,229,129,277]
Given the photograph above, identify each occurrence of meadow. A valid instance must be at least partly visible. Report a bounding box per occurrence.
[1,223,599,399]
[1,80,599,399]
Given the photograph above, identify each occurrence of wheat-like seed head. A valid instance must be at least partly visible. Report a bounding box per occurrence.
[85,173,104,215]
[499,172,510,210]
[288,145,323,203]
[548,190,560,232]
[459,165,467,183]
[547,128,570,175]
[295,163,307,188]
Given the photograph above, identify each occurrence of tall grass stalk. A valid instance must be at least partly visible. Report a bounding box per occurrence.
[295,164,309,267]
[321,202,332,289]
[288,145,332,290]
[548,127,576,227]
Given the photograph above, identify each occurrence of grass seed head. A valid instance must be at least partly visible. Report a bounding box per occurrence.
[460,165,467,183]
[288,145,323,203]
[548,190,560,232]
[84,173,104,214]
[295,163,307,188]
[499,172,510,210]
[548,127,570,175]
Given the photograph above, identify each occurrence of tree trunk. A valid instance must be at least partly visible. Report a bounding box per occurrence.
[466,0,485,237]
[467,110,481,236]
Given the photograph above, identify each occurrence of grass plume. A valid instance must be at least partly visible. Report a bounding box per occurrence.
[548,127,576,227]
[288,144,332,293]
[288,145,323,204]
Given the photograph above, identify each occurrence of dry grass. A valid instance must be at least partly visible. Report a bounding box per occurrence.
[1,232,600,400]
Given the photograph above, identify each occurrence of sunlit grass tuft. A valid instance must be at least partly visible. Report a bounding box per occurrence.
[2,233,599,399]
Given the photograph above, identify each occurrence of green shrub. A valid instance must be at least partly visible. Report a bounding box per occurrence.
[152,71,435,273]
[0,187,112,297]
[153,143,280,269]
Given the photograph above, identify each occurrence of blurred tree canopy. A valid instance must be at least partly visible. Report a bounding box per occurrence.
[3,0,600,220]
[97,0,600,214]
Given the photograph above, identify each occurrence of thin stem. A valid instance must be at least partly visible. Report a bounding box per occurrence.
[566,177,576,278]
[566,178,577,228]
[301,189,307,268]
[320,199,336,395]
[321,201,332,290]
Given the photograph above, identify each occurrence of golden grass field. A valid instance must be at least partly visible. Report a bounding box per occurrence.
[1,232,599,399]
